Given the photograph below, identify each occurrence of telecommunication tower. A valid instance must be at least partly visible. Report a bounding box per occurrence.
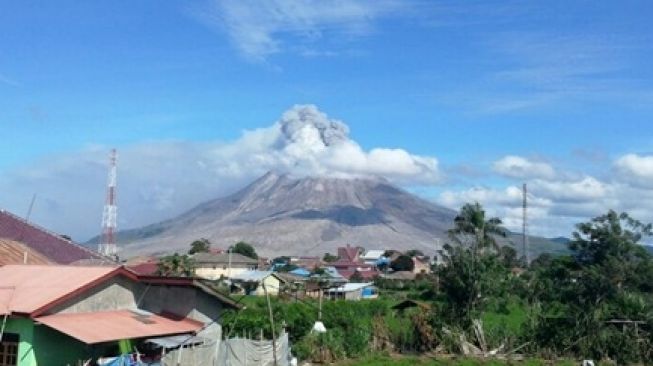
[522,183,529,264]
[98,149,118,257]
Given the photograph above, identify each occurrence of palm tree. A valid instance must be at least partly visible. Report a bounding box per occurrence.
[448,202,506,254]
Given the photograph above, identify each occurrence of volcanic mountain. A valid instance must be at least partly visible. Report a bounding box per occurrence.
[105,172,566,257]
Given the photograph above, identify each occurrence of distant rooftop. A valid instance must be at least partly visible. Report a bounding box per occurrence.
[192,252,258,265]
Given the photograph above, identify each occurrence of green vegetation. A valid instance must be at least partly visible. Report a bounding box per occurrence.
[323,252,339,262]
[220,204,653,364]
[156,253,195,276]
[188,238,211,254]
[231,241,258,259]
[390,255,415,272]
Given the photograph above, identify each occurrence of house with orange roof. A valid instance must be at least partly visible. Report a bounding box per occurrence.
[0,264,239,365]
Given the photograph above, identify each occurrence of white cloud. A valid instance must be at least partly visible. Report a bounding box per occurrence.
[438,169,653,238]
[0,105,441,241]
[530,176,608,202]
[195,0,404,60]
[492,155,555,179]
[615,153,653,188]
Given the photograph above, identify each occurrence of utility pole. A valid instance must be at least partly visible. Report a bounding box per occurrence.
[262,283,278,366]
[99,149,118,258]
[522,183,529,265]
[228,246,232,278]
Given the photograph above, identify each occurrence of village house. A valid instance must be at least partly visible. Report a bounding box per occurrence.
[192,252,258,280]
[330,245,378,280]
[360,249,385,265]
[0,264,239,365]
[229,270,286,296]
[412,256,432,275]
[325,283,378,301]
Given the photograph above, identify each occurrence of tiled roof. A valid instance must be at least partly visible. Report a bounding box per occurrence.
[0,239,52,266]
[0,209,104,264]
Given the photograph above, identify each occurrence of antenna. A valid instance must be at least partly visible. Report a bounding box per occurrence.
[522,182,529,265]
[25,194,37,221]
[98,149,118,257]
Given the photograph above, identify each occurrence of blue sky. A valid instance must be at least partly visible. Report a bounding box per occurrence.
[1,1,653,241]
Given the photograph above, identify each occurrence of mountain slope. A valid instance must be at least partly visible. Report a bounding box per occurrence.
[98,172,565,257]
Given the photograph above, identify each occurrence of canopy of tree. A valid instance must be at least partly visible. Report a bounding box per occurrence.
[156,253,195,277]
[188,238,211,255]
[231,241,258,259]
[390,255,415,272]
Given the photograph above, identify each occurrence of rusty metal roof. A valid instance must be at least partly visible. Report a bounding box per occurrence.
[0,239,52,266]
[0,264,119,315]
[36,310,203,344]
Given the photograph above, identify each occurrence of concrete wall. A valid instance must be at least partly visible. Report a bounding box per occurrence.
[47,275,138,315]
[252,275,281,296]
[195,265,254,280]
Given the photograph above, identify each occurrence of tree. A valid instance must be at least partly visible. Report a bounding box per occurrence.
[188,238,211,255]
[448,202,507,253]
[390,255,415,272]
[231,241,258,259]
[498,245,520,268]
[157,253,195,277]
[322,252,338,262]
[530,210,653,363]
[437,202,509,325]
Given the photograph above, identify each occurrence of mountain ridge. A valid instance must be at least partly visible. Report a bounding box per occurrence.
[90,171,566,258]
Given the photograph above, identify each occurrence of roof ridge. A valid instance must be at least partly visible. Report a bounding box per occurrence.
[0,209,108,260]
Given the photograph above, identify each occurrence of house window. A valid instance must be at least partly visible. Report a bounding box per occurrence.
[0,333,19,366]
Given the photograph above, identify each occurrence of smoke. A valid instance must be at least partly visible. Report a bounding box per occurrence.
[0,104,442,240]
[279,105,349,147]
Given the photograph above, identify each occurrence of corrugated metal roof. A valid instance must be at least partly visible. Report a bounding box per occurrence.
[360,250,385,260]
[0,210,104,264]
[36,310,203,344]
[326,282,374,293]
[0,239,52,266]
[231,270,276,282]
[0,264,118,314]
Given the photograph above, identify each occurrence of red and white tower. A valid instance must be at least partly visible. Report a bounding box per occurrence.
[98,148,118,257]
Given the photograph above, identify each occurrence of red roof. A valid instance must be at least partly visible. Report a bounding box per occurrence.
[337,244,360,263]
[0,264,241,317]
[127,261,159,276]
[337,269,379,280]
[36,310,203,344]
[0,264,121,315]
[0,210,104,264]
